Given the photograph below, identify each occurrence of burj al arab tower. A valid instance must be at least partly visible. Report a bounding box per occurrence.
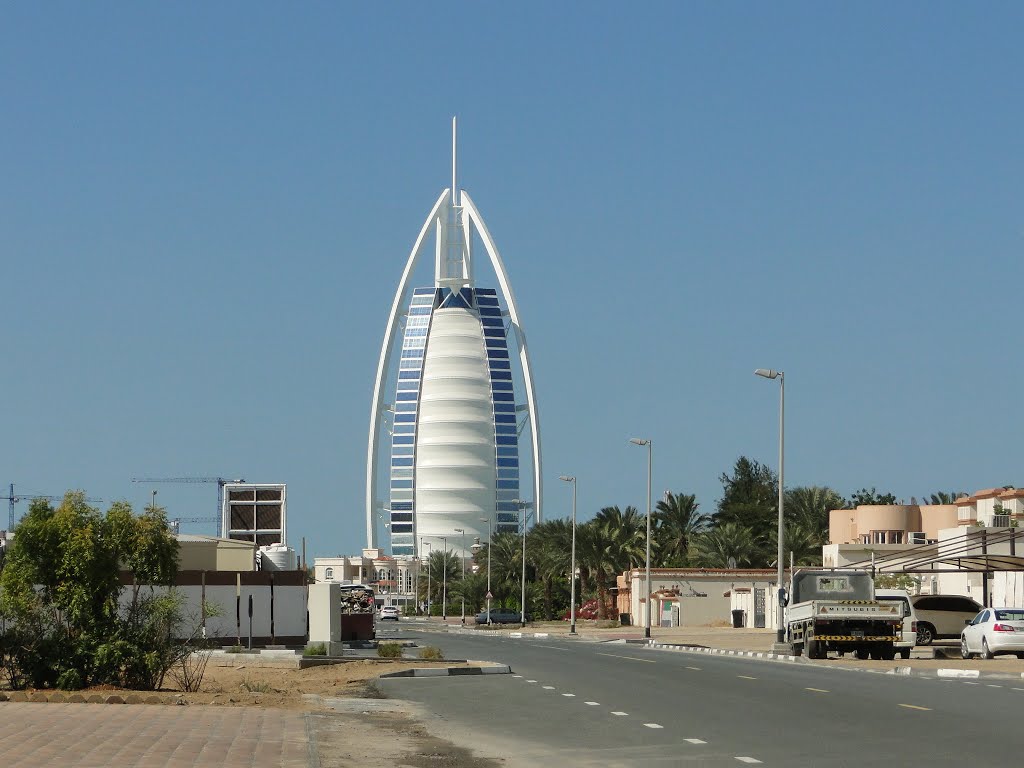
[366,120,542,558]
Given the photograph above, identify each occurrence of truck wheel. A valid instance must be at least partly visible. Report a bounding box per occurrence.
[900,648,911,660]
[792,643,802,657]
[882,648,896,661]
[806,638,820,659]
[916,623,935,646]
[855,649,870,660]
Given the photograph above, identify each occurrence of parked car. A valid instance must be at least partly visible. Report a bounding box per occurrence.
[911,594,983,645]
[475,609,527,625]
[961,607,1024,659]
[876,588,917,659]
[379,606,400,621]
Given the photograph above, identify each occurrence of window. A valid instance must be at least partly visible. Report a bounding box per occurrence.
[391,457,413,467]
[395,414,416,423]
[324,567,333,580]
[409,306,432,315]
[391,467,413,479]
[393,424,414,433]
[395,402,417,412]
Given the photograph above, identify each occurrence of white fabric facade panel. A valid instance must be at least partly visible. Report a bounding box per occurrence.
[415,307,496,555]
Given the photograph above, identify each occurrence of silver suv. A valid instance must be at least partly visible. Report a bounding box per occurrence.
[911,594,983,645]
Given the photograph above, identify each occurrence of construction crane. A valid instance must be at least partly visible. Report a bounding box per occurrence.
[130,476,245,536]
[3,483,104,531]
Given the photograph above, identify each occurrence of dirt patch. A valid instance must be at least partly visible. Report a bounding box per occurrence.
[2,658,481,709]
[311,709,502,768]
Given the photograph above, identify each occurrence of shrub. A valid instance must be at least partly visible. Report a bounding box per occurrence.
[377,642,402,658]
[225,645,245,654]
[240,676,272,693]
[419,646,444,660]
[56,668,84,691]
[303,643,328,657]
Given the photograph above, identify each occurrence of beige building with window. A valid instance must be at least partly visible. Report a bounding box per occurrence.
[829,503,958,546]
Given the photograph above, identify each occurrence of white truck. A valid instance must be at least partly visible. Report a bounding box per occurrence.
[786,570,903,660]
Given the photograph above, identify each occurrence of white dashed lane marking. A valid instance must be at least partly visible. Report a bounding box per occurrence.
[562,693,575,697]
[685,666,701,670]
[596,653,656,663]
[584,701,600,706]
[542,686,555,690]
[512,675,522,678]
[526,680,537,683]
[737,675,757,680]
[805,687,829,693]
[684,738,707,744]
[899,704,931,711]
[611,711,628,716]
[1012,688,1024,692]
[644,723,664,729]
[987,684,1002,688]
[735,758,762,764]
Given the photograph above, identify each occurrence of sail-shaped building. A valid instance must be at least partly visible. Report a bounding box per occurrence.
[366,121,541,559]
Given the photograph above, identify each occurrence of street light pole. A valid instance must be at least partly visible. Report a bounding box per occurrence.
[423,540,432,619]
[441,535,448,621]
[454,528,466,624]
[629,438,653,639]
[755,368,786,646]
[559,476,578,635]
[479,517,492,625]
[512,499,530,628]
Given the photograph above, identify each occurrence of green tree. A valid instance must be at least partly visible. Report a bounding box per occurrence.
[527,519,573,619]
[713,457,778,542]
[653,492,706,567]
[784,486,844,541]
[691,522,761,569]
[847,488,898,506]
[0,492,180,690]
[922,491,965,505]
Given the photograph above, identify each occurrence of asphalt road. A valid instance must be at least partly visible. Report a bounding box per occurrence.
[377,622,1024,767]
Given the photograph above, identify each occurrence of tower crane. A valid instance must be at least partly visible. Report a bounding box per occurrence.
[130,476,245,536]
[3,483,103,531]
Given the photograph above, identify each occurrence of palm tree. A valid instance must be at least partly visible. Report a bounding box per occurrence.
[486,531,525,608]
[572,506,644,620]
[691,522,761,568]
[447,572,489,616]
[528,519,573,619]
[653,492,706,567]
[784,486,844,541]
[923,491,965,505]
[771,519,825,566]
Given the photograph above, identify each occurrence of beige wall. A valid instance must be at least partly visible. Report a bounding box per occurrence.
[918,505,958,539]
[176,537,256,572]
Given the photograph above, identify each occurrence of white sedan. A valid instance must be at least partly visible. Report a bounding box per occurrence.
[961,607,1024,659]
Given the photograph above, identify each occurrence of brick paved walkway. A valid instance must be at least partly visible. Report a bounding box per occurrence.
[0,703,309,768]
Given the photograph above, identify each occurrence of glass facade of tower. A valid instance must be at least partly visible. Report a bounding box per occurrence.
[388,286,519,556]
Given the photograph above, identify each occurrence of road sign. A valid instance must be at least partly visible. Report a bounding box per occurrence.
[486,591,493,599]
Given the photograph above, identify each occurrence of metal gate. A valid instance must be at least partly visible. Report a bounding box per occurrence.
[754,588,766,628]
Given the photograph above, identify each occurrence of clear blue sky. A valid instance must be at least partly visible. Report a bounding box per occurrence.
[3,4,1021,557]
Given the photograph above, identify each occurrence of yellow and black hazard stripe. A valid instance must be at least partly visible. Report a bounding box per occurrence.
[814,635,895,642]
[835,600,878,604]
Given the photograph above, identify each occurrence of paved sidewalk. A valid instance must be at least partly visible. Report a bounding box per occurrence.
[0,703,309,768]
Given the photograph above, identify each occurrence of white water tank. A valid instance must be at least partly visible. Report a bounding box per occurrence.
[259,543,297,571]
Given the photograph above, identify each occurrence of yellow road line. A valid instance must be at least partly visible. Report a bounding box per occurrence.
[898,704,931,711]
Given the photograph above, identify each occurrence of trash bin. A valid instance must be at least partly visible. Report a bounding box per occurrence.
[619,613,631,626]
[731,609,745,628]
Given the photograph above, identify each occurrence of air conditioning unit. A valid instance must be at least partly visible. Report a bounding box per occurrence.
[909,532,927,545]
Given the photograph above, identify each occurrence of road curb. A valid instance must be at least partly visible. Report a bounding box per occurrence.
[648,642,802,663]
[646,641,1024,680]
[379,665,512,678]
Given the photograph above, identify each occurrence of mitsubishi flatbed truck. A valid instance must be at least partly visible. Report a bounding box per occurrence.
[786,570,902,660]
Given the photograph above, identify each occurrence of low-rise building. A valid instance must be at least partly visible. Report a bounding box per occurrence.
[618,568,783,629]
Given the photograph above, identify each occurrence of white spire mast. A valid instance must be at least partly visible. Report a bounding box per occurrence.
[452,115,458,207]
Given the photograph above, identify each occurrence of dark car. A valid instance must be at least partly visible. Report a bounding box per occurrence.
[475,610,527,625]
